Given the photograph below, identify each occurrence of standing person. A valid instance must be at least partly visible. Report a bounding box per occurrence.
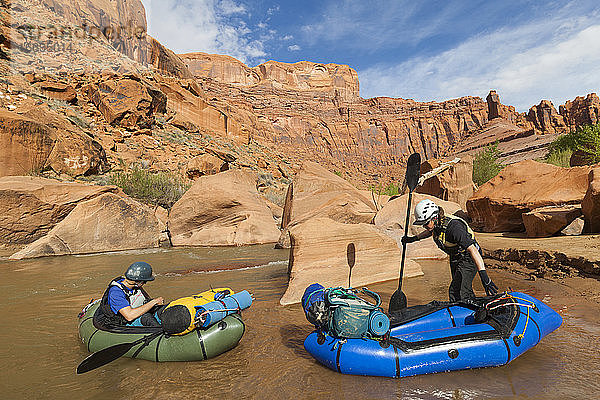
[402,199,498,301]
[97,261,164,327]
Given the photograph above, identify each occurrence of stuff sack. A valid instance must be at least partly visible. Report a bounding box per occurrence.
[160,288,234,335]
[327,287,390,339]
[302,283,330,330]
[194,290,253,328]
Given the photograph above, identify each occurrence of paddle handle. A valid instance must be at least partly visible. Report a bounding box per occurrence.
[397,190,414,292]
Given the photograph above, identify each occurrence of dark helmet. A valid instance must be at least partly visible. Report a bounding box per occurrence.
[125,261,155,281]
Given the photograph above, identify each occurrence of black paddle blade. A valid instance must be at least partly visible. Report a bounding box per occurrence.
[388,288,407,314]
[76,342,134,374]
[347,243,356,288]
[346,243,356,268]
[406,153,421,191]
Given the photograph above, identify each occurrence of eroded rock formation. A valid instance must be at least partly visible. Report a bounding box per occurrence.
[0,176,119,244]
[0,107,108,177]
[417,156,474,209]
[467,160,593,232]
[10,192,161,259]
[185,153,228,179]
[526,100,566,133]
[280,217,423,305]
[560,93,600,128]
[169,169,281,246]
[86,77,167,130]
[178,52,501,187]
[280,161,377,228]
[582,167,600,233]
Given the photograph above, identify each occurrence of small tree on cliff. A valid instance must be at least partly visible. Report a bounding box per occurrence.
[472,142,503,186]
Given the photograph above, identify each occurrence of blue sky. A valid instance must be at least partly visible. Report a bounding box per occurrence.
[141,0,600,111]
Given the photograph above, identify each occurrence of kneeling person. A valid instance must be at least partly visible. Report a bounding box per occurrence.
[403,199,498,302]
[98,261,164,327]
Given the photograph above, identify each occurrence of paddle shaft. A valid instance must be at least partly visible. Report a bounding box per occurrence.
[389,152,421,313]
[397,191,414,292]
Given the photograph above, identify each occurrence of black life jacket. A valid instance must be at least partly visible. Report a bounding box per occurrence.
[96,277,151,326]
[432,215,479,258]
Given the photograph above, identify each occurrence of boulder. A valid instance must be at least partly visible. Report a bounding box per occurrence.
[185,153,228,179]
[522,205,582,238]
[570,149,591,167]
[280,161,376,228]
[34,81,77,103]
[169,169,280,246]
[10,193,161,259]
[467,160,593,232]
[374,193,462,260]
[582,167,600,233]
[88,78,167,130]
[0,176,118,244]
[417,156,474,209]
[561,217,585,236]
[280,217,423,305]
[0,108,108,177]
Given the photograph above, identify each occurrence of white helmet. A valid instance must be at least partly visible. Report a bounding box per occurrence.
[413,199,439,225]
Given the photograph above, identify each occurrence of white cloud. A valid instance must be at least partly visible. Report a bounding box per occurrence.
[281,35,293,41]
[288,44,301,51]
[359,12,600,111]
[218,0,246,15]
[300,1,447,51]
[141,0,266,64]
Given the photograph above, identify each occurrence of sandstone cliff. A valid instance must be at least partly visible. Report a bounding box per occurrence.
[4,0,598,193]
[179,52,496,187]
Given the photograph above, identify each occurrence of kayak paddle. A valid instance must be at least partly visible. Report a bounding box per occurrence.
[76,329,163,374]
[388,152,421,313]
[347,243,356,288]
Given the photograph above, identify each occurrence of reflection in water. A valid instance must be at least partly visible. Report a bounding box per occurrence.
[0,245,597,399]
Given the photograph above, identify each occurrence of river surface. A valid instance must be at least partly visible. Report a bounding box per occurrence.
[1,245,598,400]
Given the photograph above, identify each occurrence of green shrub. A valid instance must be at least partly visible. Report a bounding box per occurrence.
[108,167,190,209]
[544,148,573,167]
[545,122,600,165]
[371,182,401,197]
[473,142,503,186]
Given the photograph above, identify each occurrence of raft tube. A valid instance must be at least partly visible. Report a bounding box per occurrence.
[78,288,246,362]
[304,292,562,378]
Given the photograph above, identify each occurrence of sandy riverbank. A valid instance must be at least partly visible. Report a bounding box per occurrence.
[479,232,600,303]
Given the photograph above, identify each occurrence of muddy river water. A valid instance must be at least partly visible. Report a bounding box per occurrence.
[1,245,598,400]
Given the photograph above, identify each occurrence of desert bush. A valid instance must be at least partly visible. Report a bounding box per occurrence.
[545,122,600,166]
[108,167,190,209]
[543,148,573,167]
[473,142,503,186]
[371,182,401,197]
